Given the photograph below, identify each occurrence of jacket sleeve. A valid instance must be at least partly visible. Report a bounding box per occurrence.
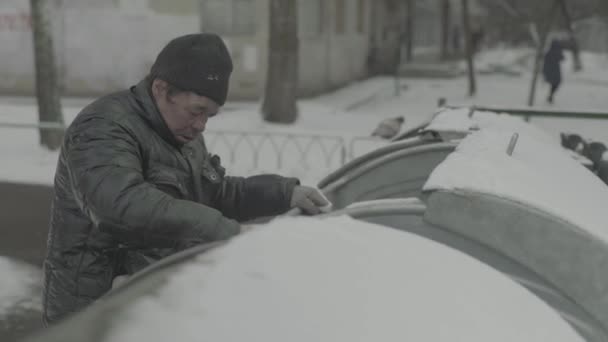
[208,156,300,221]
[66,117,240,249]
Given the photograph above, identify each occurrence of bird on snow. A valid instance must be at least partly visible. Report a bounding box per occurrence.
[371,116,405,139]
[582,141,607,167]
[560,133,586,153]
[597,159,608,185]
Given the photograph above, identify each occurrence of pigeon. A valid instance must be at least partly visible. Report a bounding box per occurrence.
[582,141,607,167]
[597,160,608,185]
[371,116,405,139]
[560,133,586,153]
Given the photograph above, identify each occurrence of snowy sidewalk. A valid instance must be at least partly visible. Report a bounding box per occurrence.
[1,56,607,186]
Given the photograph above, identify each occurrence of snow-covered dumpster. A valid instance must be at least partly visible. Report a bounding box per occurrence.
[316,107,608,340]
[319,136,456,210]
[21,213,587,342]
[417,123,608,338]
[320,107,599,210]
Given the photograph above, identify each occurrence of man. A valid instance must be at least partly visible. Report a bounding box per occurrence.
[43,33,328,324]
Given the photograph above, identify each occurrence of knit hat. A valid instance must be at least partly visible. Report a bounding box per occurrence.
[150,33,233,106]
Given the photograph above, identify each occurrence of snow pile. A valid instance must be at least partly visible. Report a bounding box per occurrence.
[467,47,608,82]
[426,108,555,144]
[0,257,42,317]
[461,47,533,75]
[103,216,580,342]
[424,123,608,241]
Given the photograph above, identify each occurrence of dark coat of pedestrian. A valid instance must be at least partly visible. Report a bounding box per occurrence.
[42,33,328,325]
[542,40,565,103]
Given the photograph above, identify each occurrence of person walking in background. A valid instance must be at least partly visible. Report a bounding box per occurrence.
[542,39,565,104]
[470,25,485,54]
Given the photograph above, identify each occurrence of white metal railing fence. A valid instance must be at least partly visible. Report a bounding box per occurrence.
[1,122,385,172]
[204,130,350,171]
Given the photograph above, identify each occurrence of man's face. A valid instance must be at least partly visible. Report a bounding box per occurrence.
[152,79,220,144]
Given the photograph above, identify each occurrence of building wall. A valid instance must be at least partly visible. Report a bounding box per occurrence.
[0,0,38,94]
[199,0,269,101]
[367,0,402,73]
[0,0,371,99]
[222,0,371,98]
[0,0,201,96]
[297,0,369,96]
[62,2,201,95]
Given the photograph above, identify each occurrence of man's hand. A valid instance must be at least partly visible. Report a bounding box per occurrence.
[290,186,331,215]
[239,224,254,234]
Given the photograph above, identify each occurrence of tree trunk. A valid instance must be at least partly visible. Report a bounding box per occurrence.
[440,0,451,61]
[261,0,299,124]
[405,0,414,63]
[394,1,407,95]
[462,0,476,96]
[30,0,64,150]
[556,0,582,71]
[527,1,559,106]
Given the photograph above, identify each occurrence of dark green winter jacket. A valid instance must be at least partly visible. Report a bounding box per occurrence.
[42,79,299,324]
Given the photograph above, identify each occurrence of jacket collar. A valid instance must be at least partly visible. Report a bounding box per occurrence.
[131,77,182,148]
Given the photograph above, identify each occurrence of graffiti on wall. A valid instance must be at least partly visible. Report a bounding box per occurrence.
[0,12,31,31]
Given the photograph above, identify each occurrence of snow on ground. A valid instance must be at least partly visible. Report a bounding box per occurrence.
[424,110,608,241]
[1,70,607,185]
[567,51,608,86]
[103,216,581,342]
[0,48,605,338]
[353,73,608,142]
[0,257,42,317]
[0,48,607,185]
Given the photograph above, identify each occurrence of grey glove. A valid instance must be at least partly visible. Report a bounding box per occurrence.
[290,186,330,215]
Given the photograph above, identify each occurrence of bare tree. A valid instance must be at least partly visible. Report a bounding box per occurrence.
[462,0,476,96]
[30,0,64,150]
[557,0,582,71]
[261,0,299,124]
[440,0,451,61]
[527,1,560,106]
[405,0,415,62]
[479,0,606,45]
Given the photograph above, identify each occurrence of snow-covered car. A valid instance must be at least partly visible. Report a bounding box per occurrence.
[21,212,590,342]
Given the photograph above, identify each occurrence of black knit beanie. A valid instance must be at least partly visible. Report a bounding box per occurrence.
[150,33,233,106]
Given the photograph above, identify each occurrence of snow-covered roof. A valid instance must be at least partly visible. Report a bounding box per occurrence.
[103,216,580,342]
[424,109,608,242]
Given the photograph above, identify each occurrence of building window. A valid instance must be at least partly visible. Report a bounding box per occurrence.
[335,0,345,34]
[200,0,256,35]
[298,0,323,37]
[357,0,365,34]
